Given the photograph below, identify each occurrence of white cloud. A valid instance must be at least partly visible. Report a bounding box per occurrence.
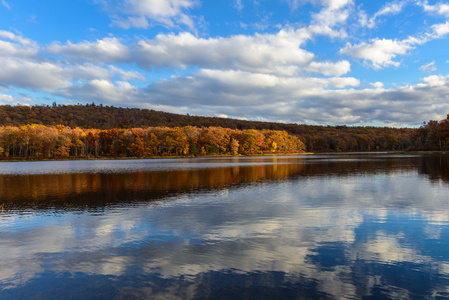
[108,66,145,81]
[420,74,449,87]
[420,61,437,73]
[47,37,130,63]
[216,113,228,118]
[370,82,384,89]
[61,79,140,104]
[431,21,449,38]
[0,57,72,92]
[340,38,417,69]
[45,29,341,77]
[284,0,348,11]
[56,68,363,117]
[283,0,353,38]
[342,18,449,70]
[419,0,449,17]
[0,30,39,58]
[321,0,354,10]
[0,34,143,93]
[2,57,139,91]
[142,68,361,114]
[0,31,35,46]
[363,0,408,29]
[69,63,144,82]
[135,30,315,76]
[122,70,449,126]
[375,0,406,16]
[0,93,14,102]
[98,0,199,29]
[309,0,353,38]
[312,0,353,28]
[306,60,351,76]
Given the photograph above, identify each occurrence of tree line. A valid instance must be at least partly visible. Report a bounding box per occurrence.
[0,124,306,159]
[413,115,449,150]
[0,104,422,153]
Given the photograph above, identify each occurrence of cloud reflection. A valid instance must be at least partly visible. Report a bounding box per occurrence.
[1,155,449,298]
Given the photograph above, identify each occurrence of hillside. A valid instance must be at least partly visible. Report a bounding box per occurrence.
[0,104,418,152]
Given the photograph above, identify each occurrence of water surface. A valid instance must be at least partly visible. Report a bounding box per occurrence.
[1,154,449,299]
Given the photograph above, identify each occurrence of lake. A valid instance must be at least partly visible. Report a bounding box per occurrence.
[1,154,449,299]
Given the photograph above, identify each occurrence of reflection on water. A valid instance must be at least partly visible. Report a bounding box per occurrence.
[1,154,449,299]
[0,155,420,209]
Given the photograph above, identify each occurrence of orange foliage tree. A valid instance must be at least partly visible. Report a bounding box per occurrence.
[0,125,306,159]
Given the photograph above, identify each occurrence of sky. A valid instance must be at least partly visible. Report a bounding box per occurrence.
[1,0,449,127]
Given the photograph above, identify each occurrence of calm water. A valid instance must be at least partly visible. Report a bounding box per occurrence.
[1,154,449,299]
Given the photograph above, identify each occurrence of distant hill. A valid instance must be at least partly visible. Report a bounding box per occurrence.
[0,104,418,152]
[0,103,286,130]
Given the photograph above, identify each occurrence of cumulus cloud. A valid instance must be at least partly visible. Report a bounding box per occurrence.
[340,38,417,69]
[135,30,315,76]
[0,30,39,58]
[283,0,354,39]
[44,29,351,77]
[47,37,130,63]
[117,70,449,126]
[431,21,449,38]
[308,0,353,39]
[305,60,351,76]
[0,57,72,92]
[0,55,145,93]
[97,0,199,29]
[0,40,139,99]
[370,81,384,89]
[0,31,145,94]
[142,69,360,108]
[419,0,449,17]
[420,74,449,87]
[61,79,139,104]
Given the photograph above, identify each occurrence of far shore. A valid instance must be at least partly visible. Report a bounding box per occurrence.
[0,152,313,162]
[2,150,449,163]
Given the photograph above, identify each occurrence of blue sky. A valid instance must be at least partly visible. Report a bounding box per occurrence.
[1,0,449,127]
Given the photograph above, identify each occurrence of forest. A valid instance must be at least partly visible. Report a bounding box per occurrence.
[413,115,449,150]
[0,104,448,159]
[0,124,305,159]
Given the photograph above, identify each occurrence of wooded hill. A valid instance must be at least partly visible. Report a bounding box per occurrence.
[0,104,421,152]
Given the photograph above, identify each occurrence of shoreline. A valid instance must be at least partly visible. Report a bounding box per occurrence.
[2,150,449,162]
[0,152,314,162]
